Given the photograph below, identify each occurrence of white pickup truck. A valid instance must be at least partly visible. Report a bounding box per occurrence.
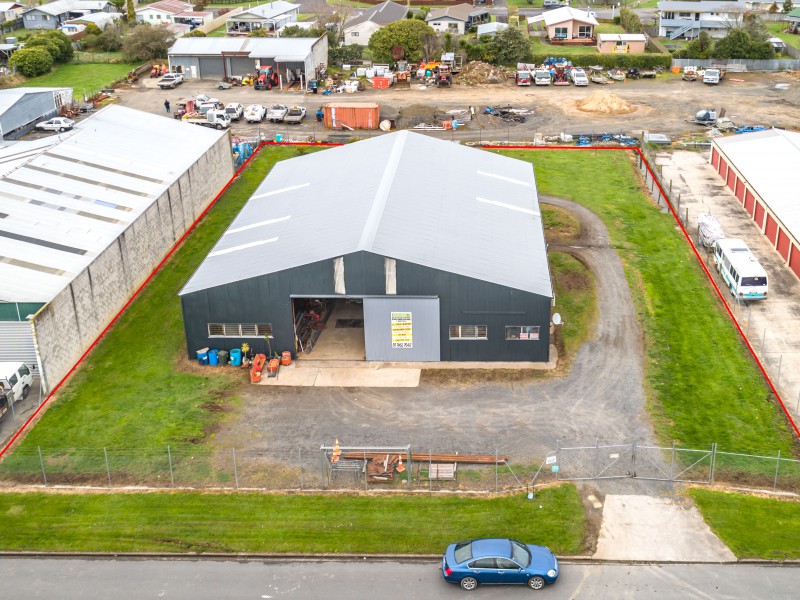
[570,68,589,86]
[244,104,267,123]
[224,103,244,121]
[534,69,552,86]
[703,68,724,84]
[158,73,184,89]
[183,109,231,130]
[266,104,289,123]
[284,106,306,125]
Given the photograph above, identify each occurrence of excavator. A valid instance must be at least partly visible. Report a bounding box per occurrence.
[255,66,280,90]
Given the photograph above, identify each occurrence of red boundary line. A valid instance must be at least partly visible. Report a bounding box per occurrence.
[2,142,795,460]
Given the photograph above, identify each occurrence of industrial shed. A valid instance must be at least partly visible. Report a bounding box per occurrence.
[0,87,72,140]
[0,105,234,390]
[180,131,553,364]
[167,35,328,84]
[710,129,800,279]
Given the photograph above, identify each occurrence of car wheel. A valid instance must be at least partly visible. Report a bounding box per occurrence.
[58,127,64,132]
[22,385,29,400]
[215,123,223,130]
[460,577,478,591]
[527,576,545,590]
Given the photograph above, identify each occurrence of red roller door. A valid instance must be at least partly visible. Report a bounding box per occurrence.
[754,201,765,229]
[711,147,719,168]
[765,214,778,245]
[777,229,790,260]
[790,245,800,279]
[735,180,745,203]
[726,168,736,191]
[718,157,728,179]
[744,190,755,217]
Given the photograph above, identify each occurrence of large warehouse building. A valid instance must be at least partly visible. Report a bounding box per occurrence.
[0,87,72,140]
[0,105,234,391]
[180,132,553,363]
[167,36,328,83]
[711,129,800,279]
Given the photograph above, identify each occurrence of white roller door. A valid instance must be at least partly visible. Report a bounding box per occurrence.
[0,321,37,370]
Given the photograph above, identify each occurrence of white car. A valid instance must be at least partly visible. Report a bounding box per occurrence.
[195,94,220,106]
[571,68,589,86]
[35,117,75,132]
[244,104,267,123]
[158,73,183,89]
[224,102,244,121]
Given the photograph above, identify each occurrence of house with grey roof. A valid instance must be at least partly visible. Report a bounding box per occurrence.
[343,1,407,46]
[425,3,489,35]
[226,1,299,36]
[179,131,553,364]
[22,0,115,30]
[657,1,745,40]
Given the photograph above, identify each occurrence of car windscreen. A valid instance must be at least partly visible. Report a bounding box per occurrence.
[510,540,531,567]
[454,541,472,564]
[741,276,766,287]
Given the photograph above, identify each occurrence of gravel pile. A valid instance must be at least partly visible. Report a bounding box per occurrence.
[456,61,513,85]
[576,91,637,115]
[397,104,446,127]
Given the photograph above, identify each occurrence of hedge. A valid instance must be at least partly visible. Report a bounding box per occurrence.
[528,53,673,69]
[329,45,364,65]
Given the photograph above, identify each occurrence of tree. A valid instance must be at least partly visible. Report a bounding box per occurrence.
[281,24,328,39]
[186,29,207,37]
[25,31,73,63]
[684,30,713,58]
[368,19,435,62]
[122,23,176,61]
[193,0,207,10]
[769,2,780,12]
[84,23,102,37]
[486,27,531,65]
[126,0,135,22]
[713,28,773,59]
[784,1,794,13]
[742,13,769,42]
[443,31,453,53]
[9,47,53,77]
[249,27,269,37]
[619,7,643,33]
[98,23,123,51]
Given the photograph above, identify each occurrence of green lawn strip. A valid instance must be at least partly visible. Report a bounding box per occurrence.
[18,62,139,94]
[690,489,800,559]
[550,252,597,359]
[206,24,229,37]
[542,204,580,242]
[0,146,317,477]
[499,150,796,457]
[0,487,586,554]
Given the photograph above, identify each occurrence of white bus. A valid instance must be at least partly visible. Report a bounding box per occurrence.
[713,238,768,300]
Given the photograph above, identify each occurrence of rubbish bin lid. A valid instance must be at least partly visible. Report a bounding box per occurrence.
[197,347,209,354]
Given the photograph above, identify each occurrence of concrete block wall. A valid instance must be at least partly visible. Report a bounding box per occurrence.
[32,133,235,392]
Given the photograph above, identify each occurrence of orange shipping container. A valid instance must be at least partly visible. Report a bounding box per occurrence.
[323,102,380,130]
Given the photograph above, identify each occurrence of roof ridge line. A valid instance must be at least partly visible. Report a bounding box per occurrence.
[357,132,407,251]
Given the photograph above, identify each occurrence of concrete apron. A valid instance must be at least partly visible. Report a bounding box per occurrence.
[593,495,736,562]
[256,345,558,387]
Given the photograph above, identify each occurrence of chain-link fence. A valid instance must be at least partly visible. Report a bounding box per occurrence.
[1,441,798,495]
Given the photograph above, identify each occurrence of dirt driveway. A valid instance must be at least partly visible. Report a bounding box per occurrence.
[113,71,800,141]
[212,196,654,462]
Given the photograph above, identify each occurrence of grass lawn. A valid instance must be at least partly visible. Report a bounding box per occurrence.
[596,23,625,34]
[18,62,139,95]
[0,486,587,554]
[206,24,230,37]
[550,252,598,359]
[690,489,800,559]
[766,22,800,51]
[0,146,313,474]
[498,150,797,457]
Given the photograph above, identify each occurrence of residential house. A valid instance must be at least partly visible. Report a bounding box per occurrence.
[22,1,115,30]
[343,1,406,46]
[226,1,299,36]
[530,7,598,44]
[597,33,647,54]
[0,3,27,26]
[135,0,213,29]
[425,4,489,35]
[657,1,746,41]
[787,7,800,34]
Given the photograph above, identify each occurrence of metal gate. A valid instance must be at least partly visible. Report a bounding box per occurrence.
[554,441,713,483]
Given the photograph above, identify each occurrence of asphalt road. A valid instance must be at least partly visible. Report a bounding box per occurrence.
[2,558,798,599]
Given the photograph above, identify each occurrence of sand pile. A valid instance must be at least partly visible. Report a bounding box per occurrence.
[457,61,513,85]
[576,91,637,114]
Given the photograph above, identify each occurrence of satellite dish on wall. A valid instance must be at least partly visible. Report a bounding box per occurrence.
[552,313,562,325]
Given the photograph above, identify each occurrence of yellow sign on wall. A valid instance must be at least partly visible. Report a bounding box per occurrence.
[391,312,413,348]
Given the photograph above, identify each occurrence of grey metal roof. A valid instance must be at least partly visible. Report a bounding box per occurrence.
[657,1,746,12]
[0,105,227,303]
[346,1,406,29]
[181,131,552,298]
[168,36,320,58]
[233,1,299,19]
[23,0,110,16]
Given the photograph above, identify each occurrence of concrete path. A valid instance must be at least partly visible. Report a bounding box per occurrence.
[594,495,736,562]
[259,363,421,387]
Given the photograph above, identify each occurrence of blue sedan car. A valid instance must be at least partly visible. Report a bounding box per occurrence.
[442,538,559,591]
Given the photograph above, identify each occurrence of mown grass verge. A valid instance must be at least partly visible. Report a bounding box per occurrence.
[18,62,139,94]
[500,150,796,457]
[0,486,586,554]
[690,489,800,559]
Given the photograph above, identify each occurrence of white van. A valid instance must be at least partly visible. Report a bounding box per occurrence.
[0,362,33,404]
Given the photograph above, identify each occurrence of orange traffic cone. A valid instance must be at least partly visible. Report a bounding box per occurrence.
[396,454,406,473]
[332,438,341,463]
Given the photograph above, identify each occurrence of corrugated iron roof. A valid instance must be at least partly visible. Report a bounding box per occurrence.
[234,1,299,19]
[656,1,745,12]
[0,105,226,303]
[714,128,800,244]
[181,131,552,298]
[169,36,320,58]
[542,7,599,27]
[0,88,70,115]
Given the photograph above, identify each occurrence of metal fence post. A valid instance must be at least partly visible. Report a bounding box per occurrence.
[167,446,174,488]
[495,449,498,494]
[761,328,767,355]
[37,446,47,486]
[776,354,783,387]
[9,400,16,425]
[685,208,689,227]
[773,450,781,492]
[298,447,303,491]
[407,446,413,489]
[710,443,717,484]
[746,306,752,337]
[429,449,432,493]
[632,440,637,478]
[233,448,239,490]
[104,447,111,487]
[670,440,675,480]
[364,449,368,492]
[593,439,599,479]
[556,439,560,481]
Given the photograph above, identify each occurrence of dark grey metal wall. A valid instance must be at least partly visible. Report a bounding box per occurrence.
[181,251,551,362]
